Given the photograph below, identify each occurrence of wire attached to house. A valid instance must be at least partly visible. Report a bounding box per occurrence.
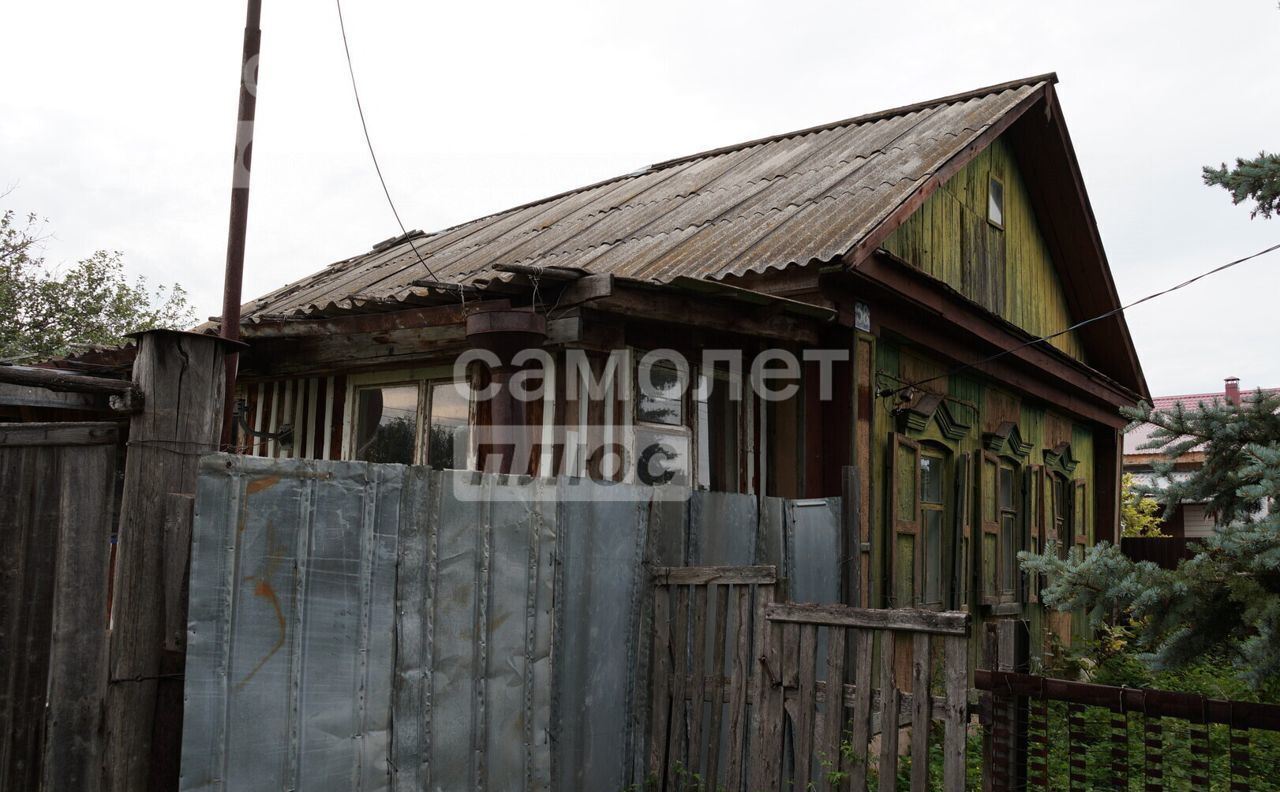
[334,0,460,300]
[878,240,1280,400]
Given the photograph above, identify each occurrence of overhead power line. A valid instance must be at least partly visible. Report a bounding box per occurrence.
[334,0,449,290]
[880,241,1280,399]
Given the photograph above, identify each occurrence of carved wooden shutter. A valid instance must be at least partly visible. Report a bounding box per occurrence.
[977,451,1000,605]
[1025,465,1044,604]
[953,452,972,609]
[1073,480,1088,554]
[888,433,921,607]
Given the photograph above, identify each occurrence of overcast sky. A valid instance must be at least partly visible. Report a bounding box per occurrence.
[4,1,1277,396]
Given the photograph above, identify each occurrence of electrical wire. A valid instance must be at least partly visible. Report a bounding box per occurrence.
[334,0,457,298]
[879,241,1280,399]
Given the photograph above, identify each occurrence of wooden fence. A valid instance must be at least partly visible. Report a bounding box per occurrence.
[649,565,777,792]
[0,331,228,792]
[977,668,1280,791]
[648,565,973,792]
[1120,536,1197,570]
[0,422,119,792]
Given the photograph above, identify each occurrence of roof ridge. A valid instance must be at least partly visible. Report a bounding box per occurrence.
[647,72,1058,171]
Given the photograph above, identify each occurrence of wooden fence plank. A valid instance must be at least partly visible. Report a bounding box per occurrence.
[848,628,874,792]
[910,633,932,792]
[878,632,901,792]
[649,585,672,783]
[767,602,969,635]
[42,442,115,792]
[942,634,969,791]
[795,624,818,792]
[703,585,730,789]
[687,586,709,777]
[665,586,690,782]
[0,421,120,447]
[820,625,847,792]
[725,585,752,790]
[105,331,226,792]
[652,565,777,586]
[748,585,783,790]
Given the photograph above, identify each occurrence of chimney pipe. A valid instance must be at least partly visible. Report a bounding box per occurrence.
[1225,376,1241,406]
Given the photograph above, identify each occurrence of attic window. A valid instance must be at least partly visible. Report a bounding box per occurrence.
[987,177,1005,229]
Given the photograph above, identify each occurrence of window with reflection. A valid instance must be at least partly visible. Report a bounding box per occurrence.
[427,381,470,470]
[695,369,741,492]
[354,384,419,464]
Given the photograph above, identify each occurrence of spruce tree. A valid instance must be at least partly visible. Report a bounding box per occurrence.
[1020,389,1280,686]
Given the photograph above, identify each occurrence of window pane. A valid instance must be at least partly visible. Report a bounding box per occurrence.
[982,459,997,522]
[924,508,943,604]
[988,178,1004,226]
[920,455,944,504]
[999,466,1014,511]
[1001,513,1016,592]
[354,385,418,464]
[982,534,997,598]
[637,395,682,426]
[704,375,739,492]
[428,381,469,470]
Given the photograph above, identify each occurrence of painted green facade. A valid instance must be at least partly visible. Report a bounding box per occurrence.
[882,136,1086,362]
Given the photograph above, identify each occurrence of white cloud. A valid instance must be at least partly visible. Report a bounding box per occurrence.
[3,0,1277,395]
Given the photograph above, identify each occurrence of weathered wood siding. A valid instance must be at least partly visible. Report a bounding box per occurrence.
[0,422,118,792]
[882,135,1086,361]
[866,336,1106,668]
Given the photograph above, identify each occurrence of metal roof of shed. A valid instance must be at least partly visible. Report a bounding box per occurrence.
[239,75,1051,322]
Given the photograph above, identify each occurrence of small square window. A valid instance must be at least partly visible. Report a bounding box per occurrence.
[988,177,1005,228]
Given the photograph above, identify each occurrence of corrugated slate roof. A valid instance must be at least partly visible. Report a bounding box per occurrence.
[240,76,1049,321]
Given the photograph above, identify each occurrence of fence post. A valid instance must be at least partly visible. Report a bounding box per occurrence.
[103,330,228,792]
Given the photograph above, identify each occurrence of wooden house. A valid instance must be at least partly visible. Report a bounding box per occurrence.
[210,73,1146,662]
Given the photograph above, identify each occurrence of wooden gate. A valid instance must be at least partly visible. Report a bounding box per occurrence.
[648,565,972,792]
[649,565,778,792]
[0,422,119,792]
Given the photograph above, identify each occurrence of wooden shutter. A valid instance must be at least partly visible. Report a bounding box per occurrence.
[1025,465,1044,604]
[1073,480,1088,554]
[888,433,921,607]
[953,452,972,610]
[976,451,1000,605]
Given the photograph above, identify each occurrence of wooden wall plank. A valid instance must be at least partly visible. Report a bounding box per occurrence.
[42,442,115,792]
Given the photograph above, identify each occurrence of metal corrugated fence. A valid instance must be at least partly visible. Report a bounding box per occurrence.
[181,455,842,791]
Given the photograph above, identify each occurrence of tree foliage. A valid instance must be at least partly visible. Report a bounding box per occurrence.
[1020,389,1280,686]
[0,208,195,362]
[1120,472,1165,538]
[1203,151,1280,219]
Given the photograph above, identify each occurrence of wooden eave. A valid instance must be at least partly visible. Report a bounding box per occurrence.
[837,253,1140,428]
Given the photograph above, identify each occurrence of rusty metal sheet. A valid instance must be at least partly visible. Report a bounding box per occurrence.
[237,81,1044,321]
[181,455,401,792]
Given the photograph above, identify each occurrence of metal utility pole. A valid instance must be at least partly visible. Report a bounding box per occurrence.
[219,0,262,448]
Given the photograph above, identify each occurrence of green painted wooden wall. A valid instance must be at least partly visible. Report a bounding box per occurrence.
[868,335,1100,663]
[881,136,1087,362]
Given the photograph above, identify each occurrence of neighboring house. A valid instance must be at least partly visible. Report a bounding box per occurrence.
[1124,377,1278,538]
[106,73,1146,661]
